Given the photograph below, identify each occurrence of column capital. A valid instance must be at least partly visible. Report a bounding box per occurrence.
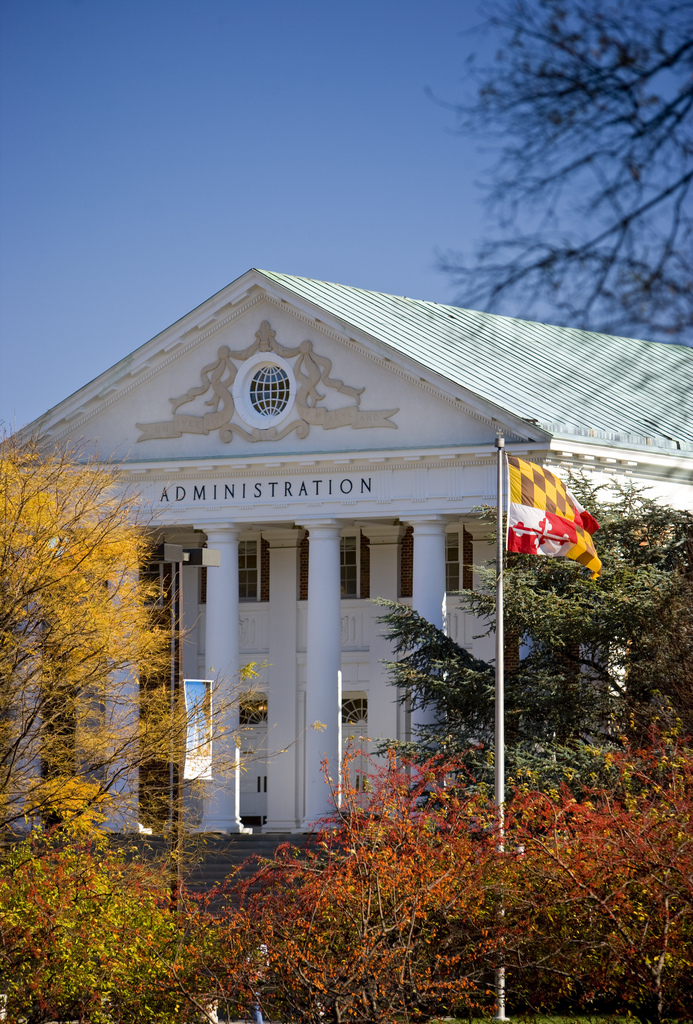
[295,518,343,539]
[262,527,305,549]
[196,523,242,542]
[405,515,448,534]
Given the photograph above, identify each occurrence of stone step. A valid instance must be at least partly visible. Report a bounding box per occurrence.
[111,832,313,894]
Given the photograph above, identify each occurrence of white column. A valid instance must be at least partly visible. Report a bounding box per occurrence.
[300,520,342,828]
[200,524,245,833]
[367,524,406,752]
[264,528,302,832]
[408,516,447,736]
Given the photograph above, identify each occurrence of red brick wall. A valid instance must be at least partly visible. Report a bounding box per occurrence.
[299,533,309,600]
[360,533,370,599]
[260,537,270,602]
[400,526,413,598]
[505,630,520,673]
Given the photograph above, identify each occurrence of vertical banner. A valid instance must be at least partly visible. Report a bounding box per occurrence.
[183,679,213,780]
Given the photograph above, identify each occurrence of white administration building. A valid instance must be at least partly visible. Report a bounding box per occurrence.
[31,269,693,832]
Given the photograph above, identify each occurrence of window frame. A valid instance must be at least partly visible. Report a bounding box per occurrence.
[238,537,260,602]
[340,532,359,598]
[445,529,460,592]
[239,693,268,726]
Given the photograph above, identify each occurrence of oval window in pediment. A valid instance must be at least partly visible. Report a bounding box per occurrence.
[249,364,291,418]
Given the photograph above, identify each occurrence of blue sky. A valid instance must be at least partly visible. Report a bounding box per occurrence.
[0,0,494,430]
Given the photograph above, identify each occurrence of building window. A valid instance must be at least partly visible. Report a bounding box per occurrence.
[462,527,474,590]
[341,536,358,597]
[240,695,268,726]
[249,364,290,418]
[342,696,368,724]
[239,540,258,600]
[446,532,460,591]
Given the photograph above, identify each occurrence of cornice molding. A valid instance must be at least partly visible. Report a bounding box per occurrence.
[123,456,500,484]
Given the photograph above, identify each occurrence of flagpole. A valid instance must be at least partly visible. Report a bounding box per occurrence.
[494,433,506,1020]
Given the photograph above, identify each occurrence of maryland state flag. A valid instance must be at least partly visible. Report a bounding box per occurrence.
[506,456,602,578]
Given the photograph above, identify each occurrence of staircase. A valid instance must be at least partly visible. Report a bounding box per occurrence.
[113,831,313,898]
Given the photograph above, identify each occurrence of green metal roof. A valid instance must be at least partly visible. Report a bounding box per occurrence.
[257,269,693,453]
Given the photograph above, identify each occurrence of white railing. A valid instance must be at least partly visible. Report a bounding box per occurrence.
[239,604,270,653]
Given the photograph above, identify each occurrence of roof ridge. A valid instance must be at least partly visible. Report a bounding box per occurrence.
[256,268,691,354]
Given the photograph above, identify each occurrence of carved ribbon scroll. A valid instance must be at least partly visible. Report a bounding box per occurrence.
[136,321,398,443]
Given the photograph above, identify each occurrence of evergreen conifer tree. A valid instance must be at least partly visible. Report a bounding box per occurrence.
[378,478,693,791]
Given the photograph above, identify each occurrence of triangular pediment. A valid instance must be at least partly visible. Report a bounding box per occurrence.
[30,269,545,463]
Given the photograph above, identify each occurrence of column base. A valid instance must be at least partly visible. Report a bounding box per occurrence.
[301,812,341,831]
[263,818,301,832]
[300,817,341,833]
[200,819,253,835]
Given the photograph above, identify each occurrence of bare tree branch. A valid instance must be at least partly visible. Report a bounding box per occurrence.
[442,0,693,341]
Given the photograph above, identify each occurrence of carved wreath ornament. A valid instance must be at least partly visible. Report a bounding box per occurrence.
[136,321,399,444]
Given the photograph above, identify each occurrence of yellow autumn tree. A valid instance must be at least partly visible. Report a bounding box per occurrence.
[0,435,176,832]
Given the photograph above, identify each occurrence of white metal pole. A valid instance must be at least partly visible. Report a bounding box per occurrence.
[337,669,343,810]
[234,744,241,827]
[494,434,507,1020]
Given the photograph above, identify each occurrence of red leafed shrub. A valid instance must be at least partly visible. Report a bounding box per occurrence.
[208,742,693,1024]
[217,754,502,1023]
[3,740,691,1024]
[503,739,693,1023]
